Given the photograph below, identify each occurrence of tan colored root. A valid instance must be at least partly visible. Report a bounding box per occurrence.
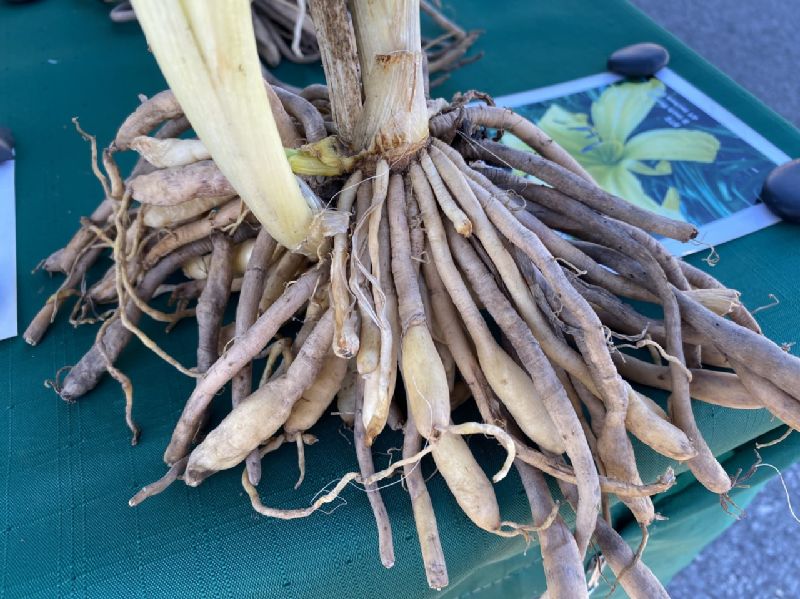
[195,235,234,373]
[144,199,246,267]
[336,360,358,427]
[362,161,395,444]
[431,104,593,181]
[130,136,211,168]
[405,176,426,274]
[677,291,800,402]
[114,89,182,150]
[438,144,657,522]
[403,414,448,590]
[142,194,236,228]
[728,357,800,431]
[43,197,114,274]
[24,244,103,346]
[95,314,140,444]
[387,171,450,441]
[258,338,295,387]
[291,433,318,489]
[679,260,762,333]
[272,85,328,143]
[129,161,236,206]
[445,422,515,483]
[446,228,599,555]
[411,162,563,454]
[58,235,222,401]
[259,250,307,313]
[163,267,322,465]
[514,441,676,498]
[419,149,472,236]
[517,462,589,599]
[183,310,334,484]
[421,253,504,427]
[592,515,668,599]
[331,170,363,358]
[463,138,697,242]
[231,227,277,484]
[429,430,502,534]
[128,457,189,507]
[352,178,380,377]
[355,378,396,568]
[613,353,761,410]
[263,78,304,148]
[111,193,199,379]
[284,352,348,434]
[292,279,330,352]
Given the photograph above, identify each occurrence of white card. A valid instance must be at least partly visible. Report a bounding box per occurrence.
[0,156,17,340]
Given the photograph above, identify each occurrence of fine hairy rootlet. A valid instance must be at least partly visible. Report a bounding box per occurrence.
[27,1,800,597]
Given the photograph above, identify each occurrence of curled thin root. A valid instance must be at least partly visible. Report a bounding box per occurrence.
[493,500,560,539]
[243,444,434,520]
[444,422,515,483]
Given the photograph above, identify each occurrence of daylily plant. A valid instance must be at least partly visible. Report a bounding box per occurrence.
[508,78,720,221]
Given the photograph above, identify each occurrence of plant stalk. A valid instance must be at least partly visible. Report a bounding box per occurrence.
[307,0,363,144]
[130,0,316,251]
[349,0,429,162]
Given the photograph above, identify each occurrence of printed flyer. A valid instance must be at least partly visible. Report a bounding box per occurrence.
[496,69,790,255]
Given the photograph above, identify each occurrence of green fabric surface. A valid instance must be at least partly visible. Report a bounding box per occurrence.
[1,1,799,597]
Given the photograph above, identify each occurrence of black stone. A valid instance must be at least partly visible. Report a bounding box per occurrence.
[608,43,670,78]
[0,127,13,164]
[761,159,800,223]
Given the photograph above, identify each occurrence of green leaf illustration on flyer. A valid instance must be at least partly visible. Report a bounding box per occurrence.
[498,69,790,254]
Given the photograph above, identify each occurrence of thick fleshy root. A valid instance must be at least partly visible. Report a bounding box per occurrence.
[32,84,800,596]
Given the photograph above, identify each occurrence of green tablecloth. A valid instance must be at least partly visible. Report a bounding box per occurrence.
[2,1,799,597]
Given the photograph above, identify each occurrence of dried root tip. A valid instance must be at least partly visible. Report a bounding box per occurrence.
[129,456,189,507]
[114,89,182,150]
[130,136,211,168]
[683,287,741,316]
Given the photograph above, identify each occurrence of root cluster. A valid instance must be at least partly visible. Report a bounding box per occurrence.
[30,81,800,597]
